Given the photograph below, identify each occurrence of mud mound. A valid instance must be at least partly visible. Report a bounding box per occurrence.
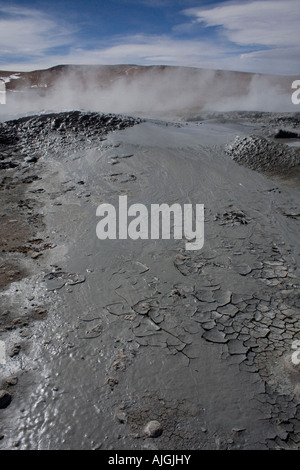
[0,111,140,157]
[225,135,300,173]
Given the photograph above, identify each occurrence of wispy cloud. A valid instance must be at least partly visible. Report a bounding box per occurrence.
[82,35,224,64]
[184,0,300,47]
[0,1,299,74]
[0,4,75,63]
[2,34,226,71]
[182,0,300,73]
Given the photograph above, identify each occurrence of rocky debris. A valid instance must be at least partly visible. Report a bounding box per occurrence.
[188,111,300,134]
[105,172,137,184]
[279,208,300,220]
[143,420,163,438]
[215,209,251,226]
[78,321,102,340]
[105,349,132,391]
[4,377,18,387]
[116,410,127,424]
[0,307,49,333]
[225,135,300,174]
[105,377,119,390]
[0,390,12,409]
[31,308,48,320]
[0,311,27,333]
[275,129,299,139]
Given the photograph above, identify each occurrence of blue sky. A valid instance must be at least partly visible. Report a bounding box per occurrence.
[0,0,299,74]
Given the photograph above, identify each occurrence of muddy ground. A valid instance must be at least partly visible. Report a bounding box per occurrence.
[0,111,299,450]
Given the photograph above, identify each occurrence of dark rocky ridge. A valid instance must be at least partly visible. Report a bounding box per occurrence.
[0,111,140,161]
[187,111,300,130]
[275,129,300,139]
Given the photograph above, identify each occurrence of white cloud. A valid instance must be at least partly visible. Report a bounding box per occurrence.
[184,0,300,48]
[0,1,299,75]
[0,4,75,59]
[3,34,300,75]
[180,0,300,74]
[0,34,229,71]
[84,35,223,64]
[239,46,300,75]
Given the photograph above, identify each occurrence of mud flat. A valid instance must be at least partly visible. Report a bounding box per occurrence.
[0,111,299,450]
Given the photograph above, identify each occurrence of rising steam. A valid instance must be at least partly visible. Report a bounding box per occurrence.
[0,65,296,121]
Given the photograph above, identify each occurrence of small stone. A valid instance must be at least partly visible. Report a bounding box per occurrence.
[106,377,119,389]
[275,129,299,139]
[0,390,12,409]
[143,420,163,438]
[116,411,127,424]
[9,344,21,358]
[4,376,18,386]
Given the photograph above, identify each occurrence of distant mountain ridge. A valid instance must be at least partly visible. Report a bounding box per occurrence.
[0,65,298,115]
[0,64,296,92]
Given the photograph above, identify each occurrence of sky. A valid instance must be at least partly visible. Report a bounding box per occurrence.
[0,0,299,74]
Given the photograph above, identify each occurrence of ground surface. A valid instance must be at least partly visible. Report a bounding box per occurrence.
[0,111,299,450]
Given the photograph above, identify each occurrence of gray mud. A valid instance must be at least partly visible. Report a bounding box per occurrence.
[225,135,300,177]
[0,111,299,450]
